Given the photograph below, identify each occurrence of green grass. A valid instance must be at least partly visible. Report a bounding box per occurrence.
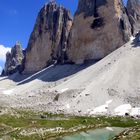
[0,109,140,140]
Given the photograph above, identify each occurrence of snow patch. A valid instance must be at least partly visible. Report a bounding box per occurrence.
[3,89,14,95]
[92,104,108,114]
[130,108,140,116]
[89,99,113,115]
[106,100,113,105]
[60,88,68,93]
[66,104,70,109]
[130,36,135,41]
[114,104,132,116]
[106,127,114,131]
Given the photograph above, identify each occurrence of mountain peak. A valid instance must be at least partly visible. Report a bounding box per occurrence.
[2,42,25,76]
[67,0,132,64]
[24,2,73,73]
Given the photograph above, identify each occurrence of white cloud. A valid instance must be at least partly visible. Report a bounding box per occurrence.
[0,45,11,74]
[0,45,11,62]
[0,66,2,73]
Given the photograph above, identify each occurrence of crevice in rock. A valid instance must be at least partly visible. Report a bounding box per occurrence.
[120,19,125,30]
[91,17,105,29]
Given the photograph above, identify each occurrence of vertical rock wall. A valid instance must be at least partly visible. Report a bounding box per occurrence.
[67,0,132,64]
[24,2,73,73]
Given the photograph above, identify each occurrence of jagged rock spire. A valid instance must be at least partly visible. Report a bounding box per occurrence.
[2,42,25,76]
[24,1,73,73]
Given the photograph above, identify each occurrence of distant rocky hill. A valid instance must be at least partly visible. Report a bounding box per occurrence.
[24,1,73,73]
[2,0,140,75]
[1,42,25,76]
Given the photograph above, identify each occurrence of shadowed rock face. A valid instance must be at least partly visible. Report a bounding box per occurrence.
[76,0,107,17]
[24,2,73,73]
[2,42,25,76]
[67,0,132,64]
[127,0,140,35]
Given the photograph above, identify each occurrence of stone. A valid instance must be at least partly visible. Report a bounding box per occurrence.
[127,0,140,35]
[2,42,25,76]
[67,0,132,64]
[24,1,73,73]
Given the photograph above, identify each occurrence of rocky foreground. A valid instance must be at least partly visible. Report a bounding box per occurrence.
[0,107,140,140]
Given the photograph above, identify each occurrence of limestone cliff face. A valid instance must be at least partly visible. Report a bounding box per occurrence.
[127,0,140,35]
[24,2,73,73]
[2,42,25,76]
[67,0,132,64]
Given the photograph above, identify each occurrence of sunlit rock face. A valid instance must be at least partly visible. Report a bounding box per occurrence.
[2,42,25,76]
[127,0,140,35]
[24,2,73,73]
[67,0,132,64]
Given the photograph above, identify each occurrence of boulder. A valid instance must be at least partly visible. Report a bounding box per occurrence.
[127,0,140,35]
[24,1,73,73]
[67,0,132,64]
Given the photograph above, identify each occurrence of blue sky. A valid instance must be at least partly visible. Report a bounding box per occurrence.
[0,0,78,48]
[0,0,78,70]
[0,0,127,71]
